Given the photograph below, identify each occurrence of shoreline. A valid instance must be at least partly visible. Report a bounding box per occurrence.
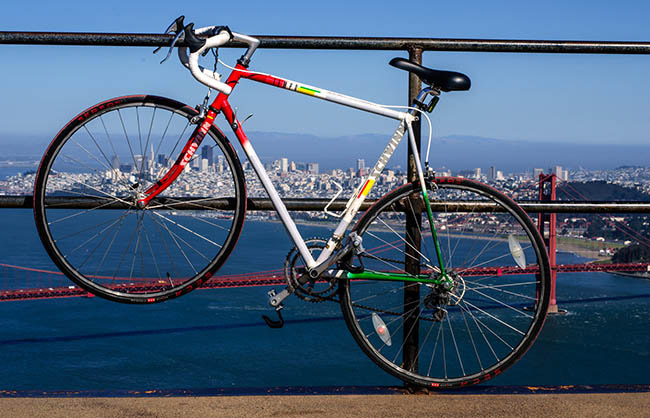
[249,217,614,261]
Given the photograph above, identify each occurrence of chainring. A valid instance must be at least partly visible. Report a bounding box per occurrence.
[284,238,338,303]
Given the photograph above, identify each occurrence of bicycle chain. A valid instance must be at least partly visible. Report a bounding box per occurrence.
[359,251,429,271]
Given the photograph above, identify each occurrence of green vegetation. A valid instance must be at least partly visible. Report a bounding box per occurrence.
[558,181,650,202]
[612,244,650,263]
[556,236,624,250]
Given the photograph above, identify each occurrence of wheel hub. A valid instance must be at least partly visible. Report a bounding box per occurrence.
[424,271,466,321]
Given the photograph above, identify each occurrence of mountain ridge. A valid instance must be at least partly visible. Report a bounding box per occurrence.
[2,132,649,172]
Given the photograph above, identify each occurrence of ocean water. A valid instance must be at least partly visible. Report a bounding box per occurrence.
[0,209,648,390]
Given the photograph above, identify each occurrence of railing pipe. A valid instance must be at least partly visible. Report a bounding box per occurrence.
[2,32,650,54]
[1,196,650,213]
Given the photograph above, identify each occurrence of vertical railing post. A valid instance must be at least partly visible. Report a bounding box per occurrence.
[402,47,423,376]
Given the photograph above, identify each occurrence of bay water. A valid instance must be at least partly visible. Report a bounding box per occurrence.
[0,209,648,390]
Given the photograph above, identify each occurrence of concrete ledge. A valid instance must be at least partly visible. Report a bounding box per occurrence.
[0,391,649,418]
[1,384,648,397]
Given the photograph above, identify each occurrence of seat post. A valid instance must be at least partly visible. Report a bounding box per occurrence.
[408,86,438,115]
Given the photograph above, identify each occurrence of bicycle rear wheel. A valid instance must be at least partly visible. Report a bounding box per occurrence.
[33,95,246,303]
[340,177,550,388]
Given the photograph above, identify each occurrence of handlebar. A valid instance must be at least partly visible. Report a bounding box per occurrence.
[156,16,260,96]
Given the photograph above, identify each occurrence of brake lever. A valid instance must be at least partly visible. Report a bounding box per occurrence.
[156,30,185,64]
[154,15,186,63]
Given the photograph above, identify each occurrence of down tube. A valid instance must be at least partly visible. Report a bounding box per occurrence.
[220,101,317,268]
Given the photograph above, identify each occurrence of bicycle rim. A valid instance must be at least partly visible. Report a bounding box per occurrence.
[340,177,550,388]
[33,95,246,303]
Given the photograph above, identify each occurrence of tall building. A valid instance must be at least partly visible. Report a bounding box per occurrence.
[357,159,365,171]
[157,154,168,166]
[281,157,289,173]
[474,167,481,179]
[552,165,568,181]
[134,154,144,172]
[149,144,155,167]
[488,166,497,181]
[201,145,213,167]
[307,162,319,175]
[532,168,544,179]
[217,155,224,173]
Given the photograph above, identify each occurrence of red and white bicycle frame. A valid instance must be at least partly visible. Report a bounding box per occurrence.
[139,28,423,272]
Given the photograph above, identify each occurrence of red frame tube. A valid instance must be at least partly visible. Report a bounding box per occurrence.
[137,64,295,207]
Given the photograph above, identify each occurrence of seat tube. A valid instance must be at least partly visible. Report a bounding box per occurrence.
[220,99,317,268]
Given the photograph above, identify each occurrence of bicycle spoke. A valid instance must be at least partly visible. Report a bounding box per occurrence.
[149,211,202,273]
[464,280,539,301]
[445,312,465,375]
[117,108,139,172]
[100,114,121,169]
[77,211,132,270]
[48,198,126,225]
[81,125,127,186]
[458,301,499,362]
[371,217,434,267]
[129,211,145,281]
[459,305,483,371]
[93,211,131,278]
[151,211,223,248]
[466,286,533,318]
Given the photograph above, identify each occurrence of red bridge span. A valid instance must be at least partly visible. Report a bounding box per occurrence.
[0,261,648,302]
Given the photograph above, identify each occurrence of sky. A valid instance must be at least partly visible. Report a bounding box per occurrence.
[1,0,650,151]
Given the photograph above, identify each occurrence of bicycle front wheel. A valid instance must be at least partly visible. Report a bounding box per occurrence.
[340,177,550,388]
[33,95,246,303]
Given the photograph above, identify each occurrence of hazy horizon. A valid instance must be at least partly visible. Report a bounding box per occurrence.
[2,130,649,173]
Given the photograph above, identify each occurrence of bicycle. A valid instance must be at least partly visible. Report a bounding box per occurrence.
[33,16,551,388]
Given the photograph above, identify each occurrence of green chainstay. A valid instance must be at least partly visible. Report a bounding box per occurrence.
[346,184,451,286]
[421,187,448,278]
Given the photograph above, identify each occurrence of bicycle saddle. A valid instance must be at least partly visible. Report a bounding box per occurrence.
[389,58,471,92]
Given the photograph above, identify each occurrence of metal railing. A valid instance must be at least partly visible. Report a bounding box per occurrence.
[3,31,650,54]
[1,195,650,213]
[2,29,650,380]
[1,30,650,213]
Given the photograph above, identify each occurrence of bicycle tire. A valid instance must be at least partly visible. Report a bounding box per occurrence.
[339,177,550,388]
[34,95,246,303]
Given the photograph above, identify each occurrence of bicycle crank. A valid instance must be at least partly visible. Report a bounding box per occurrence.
[284,238,338,303]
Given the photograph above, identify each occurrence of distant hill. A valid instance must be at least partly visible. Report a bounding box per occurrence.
[3,131,650,172]
[557,181,650,201]
[613,244,650,263]
[225,132,650,172]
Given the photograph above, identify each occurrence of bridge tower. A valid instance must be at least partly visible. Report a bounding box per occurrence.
[537,173,565,314]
